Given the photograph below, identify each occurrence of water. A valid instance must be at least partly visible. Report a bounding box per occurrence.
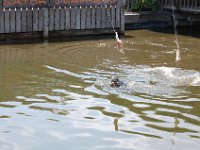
[171,0,181,64]
[0,29,200,150]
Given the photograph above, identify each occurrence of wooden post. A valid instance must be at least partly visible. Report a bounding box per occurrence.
[116,1,120,29]
[0,8,4,33]
[10,8,16,33]
[16,8,22,32]
[65,7,70,30]
[21,8,27,32]
[71,7,76,29]
[81,6,86,29]
[49,7,54,31]
[120,7,125,33]
[4,8,10,33]
[91,6,96,29]
[96,5,101,29]
[76,6,81,30]
[55,7,60,30]
[39,8,44,31]
[60,7,65,30]
[86,6,91,29]
[27,8,33,32]
[101,6,106,29]
[33,8,39,32]
[43,8,49,38]
[111,5,116,28]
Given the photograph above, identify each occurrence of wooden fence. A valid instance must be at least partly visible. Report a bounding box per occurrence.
[0,0,126,38]
[157,0,200,13]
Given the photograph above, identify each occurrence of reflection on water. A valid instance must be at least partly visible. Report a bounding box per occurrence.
[0,29,200,150]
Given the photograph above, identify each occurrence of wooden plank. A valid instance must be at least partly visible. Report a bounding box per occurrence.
[91,6,96,29]
[76,6,81,29]
[10,8,16,33]
[60,7,65,30]
[101,6,106,29]
[116,1,120,28]
[86,6,91,29]
[81,6,86,29]
[49,7,55,31]
[33,8,39,32]
[106,5,112,28]
[71,7,76,29]
[55,7,60,31]
[21,8,27,32]
[43,8,49,37]
[27,8,33,32]
[39,8,44,31]
[65,7,71,30]
[0,9,5,33]
[4,9,10,33]
[120,6,125,32]
[96,6,101,28]
[111,5,116,28]
[16,8,22,32]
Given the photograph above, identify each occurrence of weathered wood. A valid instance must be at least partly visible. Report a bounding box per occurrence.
[55,7,60,30]
[60,7,65,30]
[111,5,116,28]
[5,9,10,33]
[116,1,120,28]
[86,7,92,29]
[65,7,71,30]
[10,8,16,33]
[106,5,112,28]
[101,6,106,29]
[76,6,81,29]
[16,9,22,32]
[27,8,33,32]
[0,9,5,33]
[96,6,101,28]
[43,8,49,37]
[71,7,76,29]
[33,8,39,32]
[49,7,55,31]
[81,6,86,29]
[120,6,125,32]
[39,8,44,31]
[0,1,125,37]
[91,6,96,29]
[22,8,27,32]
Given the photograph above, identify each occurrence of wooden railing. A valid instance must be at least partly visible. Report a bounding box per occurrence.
[158,0,200,13]
[125,0,200,13]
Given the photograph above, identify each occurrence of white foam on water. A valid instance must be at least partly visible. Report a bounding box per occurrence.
[96,65,200,97]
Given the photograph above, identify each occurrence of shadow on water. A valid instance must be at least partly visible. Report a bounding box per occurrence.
[0,33,135,45]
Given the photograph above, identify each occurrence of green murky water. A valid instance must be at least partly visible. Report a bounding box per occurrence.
[0,29,200,150]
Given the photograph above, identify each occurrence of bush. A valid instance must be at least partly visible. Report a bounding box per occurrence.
[132,0,156,11]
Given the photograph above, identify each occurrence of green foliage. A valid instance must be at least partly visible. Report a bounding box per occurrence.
[132,0,156,11]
